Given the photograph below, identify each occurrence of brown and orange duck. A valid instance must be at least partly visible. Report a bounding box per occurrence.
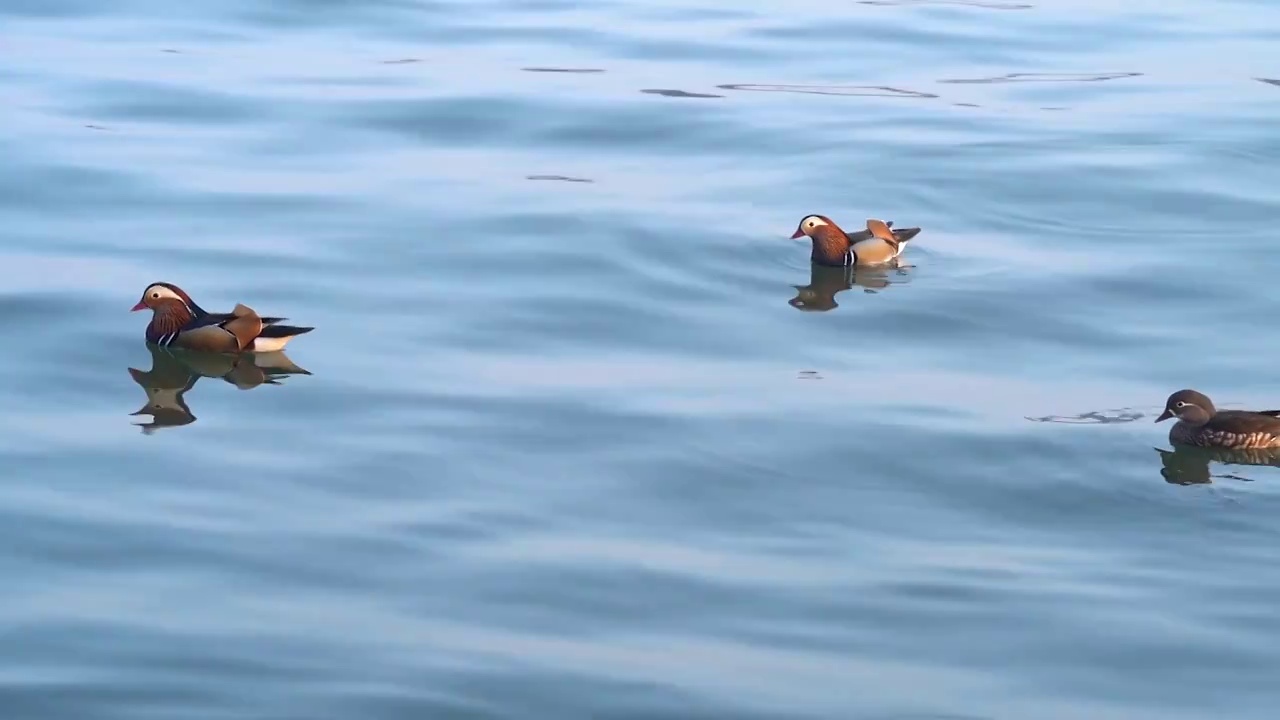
[790,215,922,267]
[131,282,313,353]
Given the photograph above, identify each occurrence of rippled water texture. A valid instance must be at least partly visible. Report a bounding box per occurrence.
[3,0,1280,717]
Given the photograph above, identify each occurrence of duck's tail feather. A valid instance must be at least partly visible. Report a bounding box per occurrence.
[891,227,923,243]
[258,324,314,339]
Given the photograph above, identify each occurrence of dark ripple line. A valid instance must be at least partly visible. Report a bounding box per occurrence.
[860,0,1031,8]
[1257,78,1280,88]
[718,84,938,98]
[641,88,723,99]
[939,72,1141,84]
[527,175,594,183]
[522,67,605,73]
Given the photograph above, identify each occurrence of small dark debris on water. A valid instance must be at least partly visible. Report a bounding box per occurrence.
[522,67,605,73]
[161,48,181,54]
[641,88,723,99]
[85,124,110,131]
[382,58,421,64]
[527,175,594,183]
[798,370,823,380]
[953,102,980,107]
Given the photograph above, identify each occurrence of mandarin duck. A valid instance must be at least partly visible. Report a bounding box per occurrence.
[131,282,313,353]
[790,215,922,267]
[1156,389,1280,449]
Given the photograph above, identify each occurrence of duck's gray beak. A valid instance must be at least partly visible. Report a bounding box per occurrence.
[1155,408,1173,423]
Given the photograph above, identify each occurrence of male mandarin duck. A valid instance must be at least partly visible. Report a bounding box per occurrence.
[131,282,313,353]
[1156,389,1280,449]
[790,215,922,267]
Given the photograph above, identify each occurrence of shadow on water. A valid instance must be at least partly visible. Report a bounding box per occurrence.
[1155,446,1280,486]
[789,263,913,312]
[127,344,311,434]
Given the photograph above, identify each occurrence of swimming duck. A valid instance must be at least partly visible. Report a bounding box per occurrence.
[790,215,922,267]
[1155,389,1280,449]
[131,282,313,353]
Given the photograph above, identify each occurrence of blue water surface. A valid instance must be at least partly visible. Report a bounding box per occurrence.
[3,0,1280,717]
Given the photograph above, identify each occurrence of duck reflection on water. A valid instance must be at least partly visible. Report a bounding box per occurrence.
[789,263,913,311]
[1155,445,1280,486]
[127,344,311,433]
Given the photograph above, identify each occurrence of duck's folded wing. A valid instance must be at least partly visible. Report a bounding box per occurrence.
[202,312,287,326]
[844,220,893,242]
[174,305,263,353]
[1211,410,1280,432]
[222,303,264,352]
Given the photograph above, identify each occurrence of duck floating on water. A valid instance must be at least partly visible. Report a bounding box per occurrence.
[131,282,313,353]
[1156,389,1280,449]
[790,215,922,267]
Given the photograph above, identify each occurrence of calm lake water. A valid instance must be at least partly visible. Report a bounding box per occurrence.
[4,0,1280,717]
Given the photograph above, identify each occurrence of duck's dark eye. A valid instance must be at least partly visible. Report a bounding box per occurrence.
[151,292,160,299]
[806,220,815,228]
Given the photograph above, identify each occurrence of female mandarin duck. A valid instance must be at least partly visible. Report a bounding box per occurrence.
[1156,389,1280,449]
[131,282,313,353]
[790,215,922,267]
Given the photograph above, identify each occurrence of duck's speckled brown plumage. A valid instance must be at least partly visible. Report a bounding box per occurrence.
[1167,413,1280,449]
[1157,389,1280,450]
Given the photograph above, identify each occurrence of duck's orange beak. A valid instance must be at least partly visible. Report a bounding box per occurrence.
[790,228,805,239]
[131,300,147,311]
[1155,408,1173,423]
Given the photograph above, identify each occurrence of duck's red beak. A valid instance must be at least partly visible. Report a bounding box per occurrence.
[131,300,147,311]
[790,228,805,239]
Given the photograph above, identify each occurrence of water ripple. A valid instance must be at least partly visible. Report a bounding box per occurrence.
[939,72,1143,84]
[717,83,939,98]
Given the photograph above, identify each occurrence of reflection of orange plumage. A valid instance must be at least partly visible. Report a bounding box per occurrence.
[127,344,312,433]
